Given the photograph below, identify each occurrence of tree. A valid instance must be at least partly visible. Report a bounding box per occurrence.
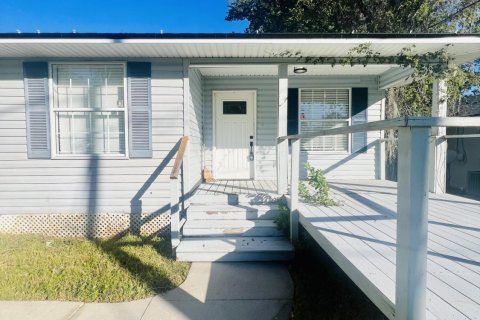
[227,0,480,179]
[226,0,480,111]
[227,0,480,34]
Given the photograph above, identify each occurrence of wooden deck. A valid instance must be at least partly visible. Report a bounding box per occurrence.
[193,180,278,196]
[299,179,480,320]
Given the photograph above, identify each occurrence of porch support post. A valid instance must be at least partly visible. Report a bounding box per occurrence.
[379,97,386,180]
[396,126,430,320]
[429,78,447,193]
[277,64,288,195]
[379,138,386,180]
[289,138,300,242]
[182,59,191,192]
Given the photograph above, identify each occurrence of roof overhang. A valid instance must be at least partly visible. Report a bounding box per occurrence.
[0,33,478,65]
[192,64,397,77]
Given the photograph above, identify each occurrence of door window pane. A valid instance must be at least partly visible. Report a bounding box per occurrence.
[223,101,247,114]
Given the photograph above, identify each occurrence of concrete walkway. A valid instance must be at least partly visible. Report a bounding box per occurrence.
[0,262,293,320]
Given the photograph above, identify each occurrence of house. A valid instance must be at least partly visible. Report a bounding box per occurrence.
[1,33,480,320]
[0,33,477,242]
[447,95,480,198]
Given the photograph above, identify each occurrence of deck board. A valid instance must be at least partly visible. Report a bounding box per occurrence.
[299,180,480,320]
[193,180,278,196]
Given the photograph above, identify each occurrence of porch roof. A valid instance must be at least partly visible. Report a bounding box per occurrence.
[0,33,478,65]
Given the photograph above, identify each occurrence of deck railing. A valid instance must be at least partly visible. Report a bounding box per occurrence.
[278,116,480,320]
[170,136,189,252]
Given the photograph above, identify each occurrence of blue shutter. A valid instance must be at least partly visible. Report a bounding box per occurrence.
[127,62,152,158]
[351,88,368,153]
[287,88,299,136]
[23,62,51,159]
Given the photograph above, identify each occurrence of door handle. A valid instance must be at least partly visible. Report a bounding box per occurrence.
[249,141,254,161]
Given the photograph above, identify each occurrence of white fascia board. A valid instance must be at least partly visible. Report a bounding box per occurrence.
[1,37,478,62]
[1,36,479,45]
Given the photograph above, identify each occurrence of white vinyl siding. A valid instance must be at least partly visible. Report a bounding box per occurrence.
[0,59,184,215]
[202,75,383,180]
[187,68,204,190]
[290,76,383,180]
[299,88,350,152]
[52,64,126,156]
[203,76,278,179]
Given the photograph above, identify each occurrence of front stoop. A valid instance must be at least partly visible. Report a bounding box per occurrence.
[176,197,294,262]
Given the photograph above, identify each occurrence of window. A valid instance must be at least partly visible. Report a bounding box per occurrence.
[223,101,247,114]
[299,89,350,152]
[52,64,126,156]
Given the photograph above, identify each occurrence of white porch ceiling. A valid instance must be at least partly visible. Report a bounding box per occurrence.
[195,64,395,77]
[0,36,479,64]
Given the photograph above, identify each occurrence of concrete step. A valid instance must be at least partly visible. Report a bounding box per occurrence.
[176,237,294,262]
[182,219,283,237]
[189,193,280,205]
[187,204,282,220]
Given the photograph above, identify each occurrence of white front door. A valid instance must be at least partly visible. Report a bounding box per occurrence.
[213,91,256,180]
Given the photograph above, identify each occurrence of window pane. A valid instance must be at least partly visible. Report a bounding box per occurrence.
[300,121,349,152]
[55,111,125,155]
[53,64,126,156]
[299,89,350,151]
[53,64,124,109]
[223,101,247,114]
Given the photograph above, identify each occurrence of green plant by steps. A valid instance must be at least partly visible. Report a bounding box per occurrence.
[299,163,337,206]
[273,199,290,237]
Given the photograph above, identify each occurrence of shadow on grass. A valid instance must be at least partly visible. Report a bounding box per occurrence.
[84,136,189,296]
[289,226,387,320]
[95,234,182,294]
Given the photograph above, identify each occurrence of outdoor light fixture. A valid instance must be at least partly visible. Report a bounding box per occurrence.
[293,66,308,74]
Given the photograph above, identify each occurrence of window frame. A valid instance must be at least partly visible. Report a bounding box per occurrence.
[48,62,129,159]
[298,88,352,154]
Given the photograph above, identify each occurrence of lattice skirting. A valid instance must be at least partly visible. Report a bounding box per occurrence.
[0,212,171,238]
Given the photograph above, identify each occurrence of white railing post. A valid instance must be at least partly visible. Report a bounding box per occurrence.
[277,64,288,195]
[396,126,430,320]
[379,137,386,180]
[289,138,300,242]
[170,178,180,250]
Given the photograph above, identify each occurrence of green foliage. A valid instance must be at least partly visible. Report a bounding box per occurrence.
[0,234,190,302]
[280,43,453,79]
[299,163,337,206]
[227,0,480,34]
[227,0,480,115]
[273,199,290,237]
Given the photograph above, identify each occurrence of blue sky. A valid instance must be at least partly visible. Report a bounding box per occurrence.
[0,0,248,33]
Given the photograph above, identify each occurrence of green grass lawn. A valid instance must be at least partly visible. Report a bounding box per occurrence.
[0,233,190,302]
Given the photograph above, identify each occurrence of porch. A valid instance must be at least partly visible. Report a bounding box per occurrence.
[183,63,392,190]
[277,116,480,320]
[180,177,480,319]
[173,46,480,319]
[299,179,480,320]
